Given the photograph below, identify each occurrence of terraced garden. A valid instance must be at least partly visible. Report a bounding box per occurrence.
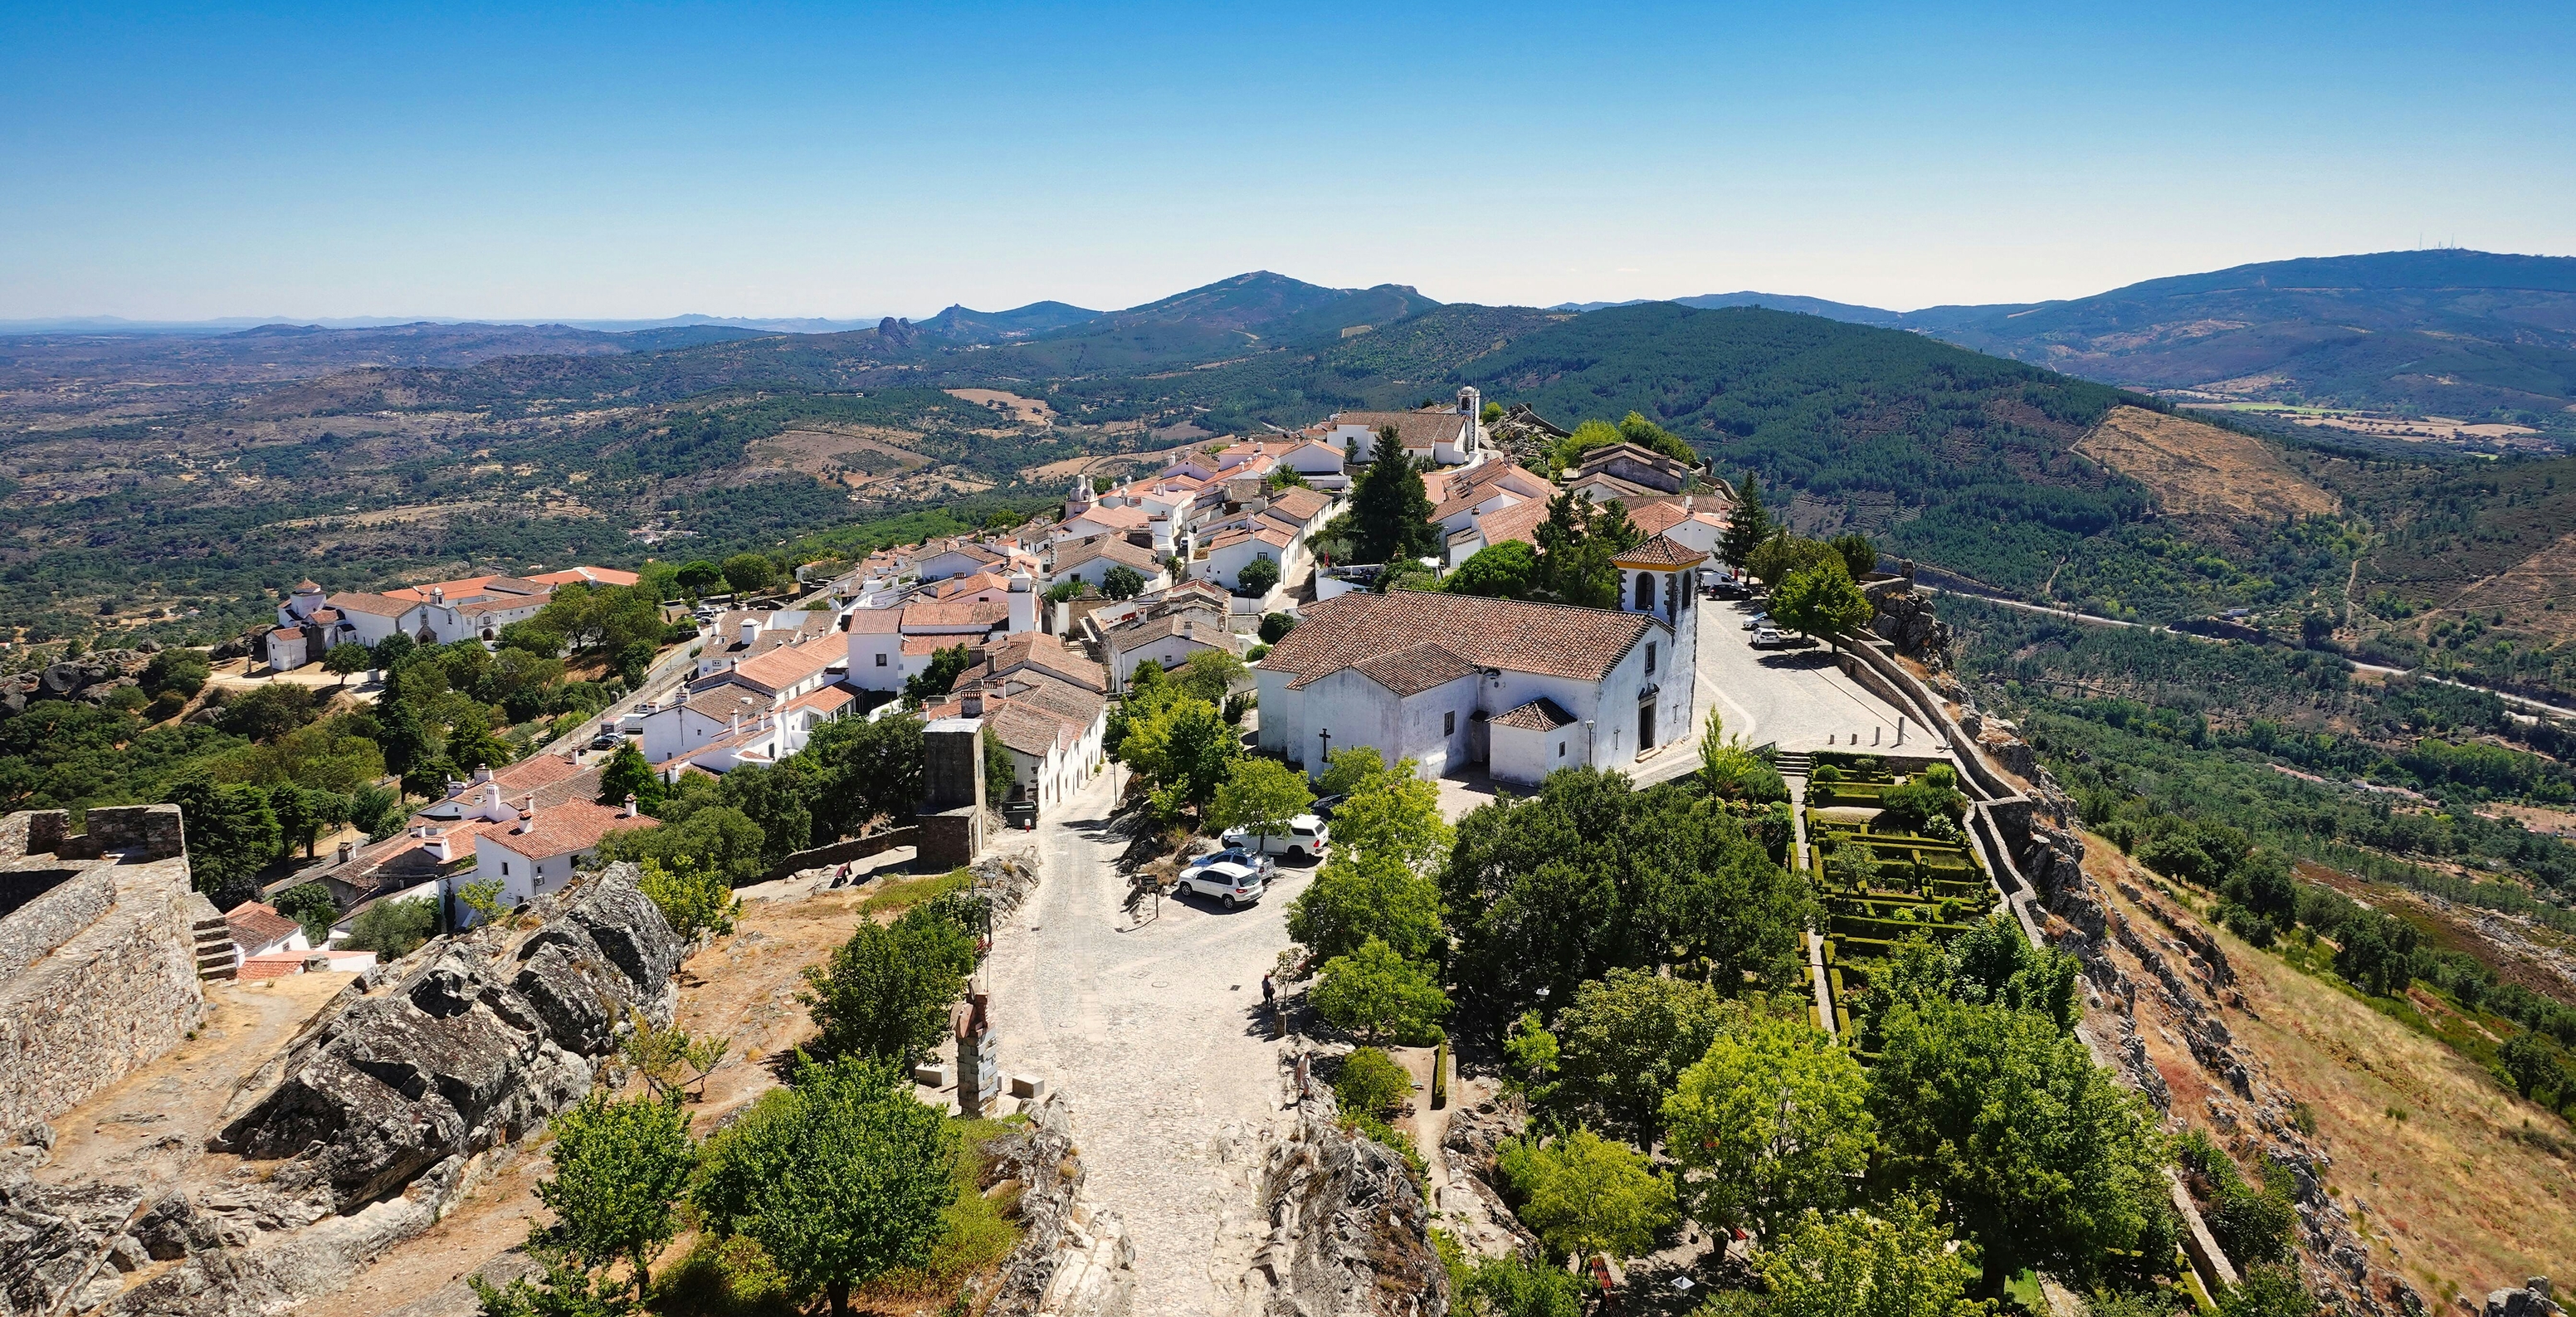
[1802,753,1998,1049]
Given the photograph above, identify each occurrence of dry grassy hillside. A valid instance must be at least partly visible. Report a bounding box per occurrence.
[2072,405,2339,520]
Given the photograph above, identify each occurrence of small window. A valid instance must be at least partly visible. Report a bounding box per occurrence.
[1444,710,1456,736]
[1647,642,1658,673]
[501,862,511,876]
[1558,741,1566,758]
[875,652,887,666]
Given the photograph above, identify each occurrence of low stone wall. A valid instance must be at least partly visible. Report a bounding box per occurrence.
[0,860,204,1130]
[758,826,920,884]
[0,864,116,980]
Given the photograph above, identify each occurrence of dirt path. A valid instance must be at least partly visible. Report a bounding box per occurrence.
[986,771,1306,1315]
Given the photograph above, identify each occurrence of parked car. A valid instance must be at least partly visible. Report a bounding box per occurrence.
[1308,793,1349,822]
[1741,612,1769,631]
[1175,860,1266,909]
[1220,814,1330,861]
[1752,627,1784,647]
[588,733,622,751]
[1188,846,1274,876]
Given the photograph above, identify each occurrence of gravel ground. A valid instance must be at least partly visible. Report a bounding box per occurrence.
[986,768,1310,1316]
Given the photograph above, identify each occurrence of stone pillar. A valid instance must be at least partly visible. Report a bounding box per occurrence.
[955,992,1000,1117]
[918,716,988,868]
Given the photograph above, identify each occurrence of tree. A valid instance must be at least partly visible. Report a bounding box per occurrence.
[720,554,779,597]
[371,631,417,671]
[1870,995,2170,1290]
[1350,427,1439,564]
[715,760,817,864]
[617,1007,729,1104]
[1453,1251,1583,1317]
[1700,708,1788,802]
[536,1091,695,1297]
[981,724,1017,803]
[1720,471,1773,570]
[1445,539,1541,601]
[1326,763,1449,872]
[271,882,339,944]
[1745,532,1837,591]
[691,1056,956,1317]
[323,643,373,685]
[1495,1129,1676,1262]
[1289,849,1445,962]
[633,856,741,939]
[1100,563,1147,600]
[597,803,767,887]
[1178,646,1250,705]
[1212,757,1312,848]
[1258,612,1297,644]
[218,683,324,742]
[1828,531,1879,580]
[801,905,976,1066]
[597,741,666,815]
[1236,553,1281,598]
[1267,465,1312,490]
[803,712,925,837]
[1663,1009,1875,1237]
[140,648,211,700]
[344,898,435,958]
[460,876,510,924]
[1724,1195,1986,1317]
[160,777,279,903]
[268,782,330,860]
[904,644,974,705]
[1772,560,1873,639]
[1310,937,1447,1042]
[1330,1046,1412,1116]
[1118,695,1237,822]
[1531,490,1638,610]
[1544,968,1734,1146]
[1318,744,1403,797]
[2218,1266,2319,1317]
[676,559,725,598]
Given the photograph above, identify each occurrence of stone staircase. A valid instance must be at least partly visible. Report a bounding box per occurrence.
[1773,750,1812,776]
[191,907,238,982]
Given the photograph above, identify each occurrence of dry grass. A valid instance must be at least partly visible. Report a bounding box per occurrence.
[2085,842,2576,1300]
[2071,405,2339,519]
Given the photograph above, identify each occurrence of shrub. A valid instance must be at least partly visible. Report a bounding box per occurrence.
[637,856,741,939]
[652,1235,798,1316]
[344,899,435,958]
[1333,1046,1412,1117]
[1258,612,1298,644]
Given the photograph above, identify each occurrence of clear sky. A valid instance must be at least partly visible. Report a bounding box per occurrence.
[5,2,2572,321]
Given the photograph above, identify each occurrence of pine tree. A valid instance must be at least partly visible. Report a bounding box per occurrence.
[1720,471,1773,569]
[1350,427,1436,565]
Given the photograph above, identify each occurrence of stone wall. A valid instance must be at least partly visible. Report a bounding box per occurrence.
[0,807,205,1131]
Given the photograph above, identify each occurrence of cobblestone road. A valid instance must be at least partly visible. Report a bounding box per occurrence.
[986,769,1309,1315]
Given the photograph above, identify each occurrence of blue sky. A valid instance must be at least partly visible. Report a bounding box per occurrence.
[5,2,2572,320]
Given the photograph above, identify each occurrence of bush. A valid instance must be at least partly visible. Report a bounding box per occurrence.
[344,899,436,958]
[1453,1252,1583,1317]
[2178,1131,2296,1266]
[637,856,741,940]
[1258,612,1297,644]
[271,882,339,943]
[652,1235,798,1316]
[1333,1046,1412,1117]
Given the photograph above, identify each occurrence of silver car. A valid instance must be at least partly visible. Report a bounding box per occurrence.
[1175,860,1266,909]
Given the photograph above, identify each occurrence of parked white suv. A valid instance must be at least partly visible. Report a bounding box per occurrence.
[1219,814,1330,862]
[1175,860,1266,909]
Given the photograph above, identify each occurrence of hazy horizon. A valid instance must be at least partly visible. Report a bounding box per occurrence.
[7,2,2573,322]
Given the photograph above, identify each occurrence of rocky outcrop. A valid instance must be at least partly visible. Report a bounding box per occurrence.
[981,1093,1136,1317]
[1,867,679,1317]
[1435,1097,1540,1262]
[1248,1085,1449,1317]
[1870,588,1951,666]
[0,651,153,717]
[2486,1278,2562,1317]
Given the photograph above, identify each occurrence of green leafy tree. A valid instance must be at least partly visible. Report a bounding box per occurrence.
[268,782,338,860]
[720,554,780,597]
[1531,490,1639,610]
[322,642,373,685]
[469,1239,635,1317]
[1289,849,1446,963]
[598,802,767,888]
[904,644,974,705]
[1445,539,1540,601]
[1829,531,1879,579]
[1700,708,1788,802]
[1495,1128,1676,1262]
[1236,553,1281,598]
[1350,427,1439,564]
[715,760,817,864]
[596,741,666,816]
[1330,1046,1412,1117]
[1178,646,1249,705]
[2217,1265,2319,1317]
[271,882,339,944]
[1720,471,1773,570]
[617,1007,731,1104]
[344,899,436,958]
[1745,532,1837,590]
[1545,968,1734,1146]
[1212,756,1312,848]
[1870,995,2170,1290]
[461,876,510,924]
[1310,937,1447,1042]
[161,777,279,902]
[141,648,212,699]
[1267,465,1313,490]
[1453,1252,1583,1317]
[1317,745,1401,798]
[981,724,1017,803]
[690,1055,956,1317]
[371,632,417,671]
[1258,612,1298,644]
[1100,563,1148,600]
[536,1091,695,1296]
[1663,1008,1875,1237]
[1721,1194,1987,1317]
[676,560,724,598]
[1324,763,1450,875]
[1118,694,1237,822]
[633,856,741,939]
[1772,559,1873,640]
[800,905,976,1066]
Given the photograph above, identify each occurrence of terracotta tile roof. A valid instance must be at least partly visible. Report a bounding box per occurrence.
[482,799,656,860]
[1108,613,1236,654]
[1067,503,1151,530]
[1262,591,1651,690]
[1051,535,1161,573]
[491,754,586,795]
[237,952,312,981]
[1324,411,1470,448]
[900,597,1012,630]
[327,591,417,618]
[973,632,1109,693]
[1625,500,1691,539]
[985,700,1078,758]
[729,638,842,692]
[903,635,968,656]
[1468,499,1551,553]
[1202,524,1293,553]
[225,901,305,953]
[785,685,857,716]
[1490,696,1578,731]
[846,605,905,635]
[1265,485,1334,522]
[527,566,641,588]
[1612,534,1709,568]
[1570,441,1693,480]
[982,671,1105,726]
[1350,641,1483,696]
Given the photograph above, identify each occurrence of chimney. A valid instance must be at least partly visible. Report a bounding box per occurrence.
[336,840,354,864]
[623,793,639,819]
[515,794,535,833]
[961,690,983,717]
[740,617,760,649]
[474,764,494,784]
[432,586,445,604]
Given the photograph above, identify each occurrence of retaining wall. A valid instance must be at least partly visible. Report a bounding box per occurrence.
[0,858,205,1129]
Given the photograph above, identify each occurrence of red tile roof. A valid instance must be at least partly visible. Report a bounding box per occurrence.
[481,800,656,860]
[900,597,1012,630]
[1261,591,1651,690]
[1612,534,1709,568]
[728,637,842,692]
[1350,641,1483,696]
[1490,696,1578,731]
[225,901,305,953]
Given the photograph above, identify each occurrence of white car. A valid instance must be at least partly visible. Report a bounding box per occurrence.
[1176,860,1266,909]
[1220,815,1330,861]
[1741,612,1769,631]
[1753,627,1784,647]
